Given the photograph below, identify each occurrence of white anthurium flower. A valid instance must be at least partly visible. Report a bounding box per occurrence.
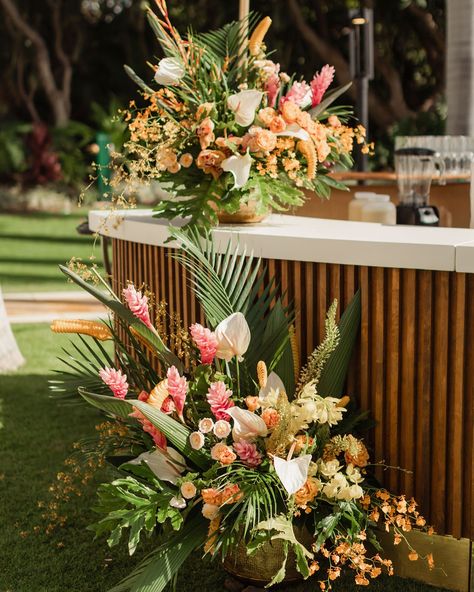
[258,372,286,408]
[222,151,253,189]
[129,447,186,484]
[154,57,185,85]
[227,90,263,127]
[273,454,312,495]
[276,123,310,141]
[226,407,268,442]
[215,312,251,362]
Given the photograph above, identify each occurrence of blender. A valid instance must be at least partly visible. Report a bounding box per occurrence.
[395,147,445,226]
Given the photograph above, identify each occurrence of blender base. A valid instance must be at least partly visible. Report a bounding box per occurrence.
[396,204,440,226]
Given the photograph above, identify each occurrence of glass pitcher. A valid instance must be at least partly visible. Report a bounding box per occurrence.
[394,148,446,206]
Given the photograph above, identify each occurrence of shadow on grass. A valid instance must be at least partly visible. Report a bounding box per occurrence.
[0,234,91,243]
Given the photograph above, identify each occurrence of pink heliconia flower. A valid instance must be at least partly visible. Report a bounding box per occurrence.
[99,367,129,399]
[167,366,187,419]
[280,81,311,108]
[142,419,167,450]
[265,73,281,108]
[207,381,235,420]
[123,284,154,331]
[233,440,263,468]
[190,323,218,365]
[310,64,335,107]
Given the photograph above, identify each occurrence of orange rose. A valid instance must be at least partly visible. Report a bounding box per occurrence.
[201,488,222,505]
[221,483,243,504]
[258,107,277,126]
[245,396,260,412]
[281,100,300,123]
[253,129,277,152]
[295,477,320,508]
[196,149,226,179]
[261,408,280,429]
[211,442,236,465]
[269,116,286,133]
[197,117,215,149]
[345,441,369,468]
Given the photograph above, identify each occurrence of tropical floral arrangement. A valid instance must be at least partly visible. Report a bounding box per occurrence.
[112,1,368,227]
[51,228,432,592]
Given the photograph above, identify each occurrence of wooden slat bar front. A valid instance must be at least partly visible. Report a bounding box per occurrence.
[112,238,473,540]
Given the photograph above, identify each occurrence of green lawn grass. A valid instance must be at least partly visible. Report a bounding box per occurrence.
[0,324,446,592]
[0,212,101,293]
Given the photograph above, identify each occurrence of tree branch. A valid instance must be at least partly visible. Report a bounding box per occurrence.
[0,0,70,125]
[287,0,395,129]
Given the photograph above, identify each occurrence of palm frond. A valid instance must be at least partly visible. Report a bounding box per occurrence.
[109,513,207,592]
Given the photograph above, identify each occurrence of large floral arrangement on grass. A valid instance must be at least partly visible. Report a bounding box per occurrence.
[113,1,367,227]
[52,229,433,592]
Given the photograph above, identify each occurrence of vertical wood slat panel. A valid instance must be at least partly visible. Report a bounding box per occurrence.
[415,270,433,516]
[111,239,473,539]
[431,272,450,531]
[386,268,400,493]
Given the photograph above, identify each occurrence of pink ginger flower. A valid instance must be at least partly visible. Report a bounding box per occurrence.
[310,64,335,107]
[99,367,129,399]
[280,81,311,108]
[167,366,187,419]
[207,381,234,420]
[233,440,263,468]
[265,73,281,108]
[123,284,154,331]
[190,323,218,365]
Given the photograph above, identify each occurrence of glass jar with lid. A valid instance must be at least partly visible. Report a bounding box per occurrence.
[348,192,376,221]
[360,194,396,225]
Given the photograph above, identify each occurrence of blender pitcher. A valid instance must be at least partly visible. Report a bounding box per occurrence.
[394,147,445,226]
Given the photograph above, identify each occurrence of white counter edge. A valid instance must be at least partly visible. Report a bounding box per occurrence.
[89,209,474,273]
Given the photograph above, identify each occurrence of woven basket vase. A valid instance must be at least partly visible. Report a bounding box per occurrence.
[215,201,268,224]
[223,528,312,585]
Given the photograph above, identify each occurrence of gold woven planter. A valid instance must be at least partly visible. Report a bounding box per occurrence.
[215,201,269,224]
[223,528,311,585]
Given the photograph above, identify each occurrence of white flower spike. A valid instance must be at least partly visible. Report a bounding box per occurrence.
[154,57,185,85]
[215,312,251,362]
[226,407,268,441]
[227,90,263,127]
[273,454,312,495]
[222,152,253,189]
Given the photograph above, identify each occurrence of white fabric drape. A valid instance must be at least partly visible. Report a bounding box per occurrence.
[0,287,24,373]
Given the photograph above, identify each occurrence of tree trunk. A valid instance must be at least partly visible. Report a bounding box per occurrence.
[446,0,474,134]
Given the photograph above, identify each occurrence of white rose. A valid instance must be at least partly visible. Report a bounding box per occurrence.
[154,57,185,85]
[189,431,205,450]
[213,420,231,439]
[198,418,215,434]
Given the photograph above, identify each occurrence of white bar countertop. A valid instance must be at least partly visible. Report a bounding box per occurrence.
[89,209,474,273]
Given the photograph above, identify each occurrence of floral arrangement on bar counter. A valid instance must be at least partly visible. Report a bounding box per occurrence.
[51,229,433,592]
[112,0,368,227]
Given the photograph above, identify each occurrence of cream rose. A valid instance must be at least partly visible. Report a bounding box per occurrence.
[189,431,205,450]
[198,418,214,434]
[202,503,220,520]
[180,482,197,499]
[213,420,231,439]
